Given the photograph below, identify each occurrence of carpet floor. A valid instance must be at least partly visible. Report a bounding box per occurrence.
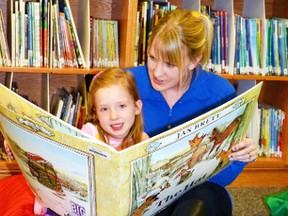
[227,186,288,216]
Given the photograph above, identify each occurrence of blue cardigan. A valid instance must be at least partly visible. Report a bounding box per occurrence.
[128,65,247,187]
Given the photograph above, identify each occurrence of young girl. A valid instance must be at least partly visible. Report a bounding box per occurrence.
[82,67,149,151]
[33,68,149,215]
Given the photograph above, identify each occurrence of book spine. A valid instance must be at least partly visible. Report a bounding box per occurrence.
[19,0,25,66]
[113,20,119,67]
[245,18,251,74]
[39,0,43,67]
[93,17,98,68]
[278,20,287,76]
[27,2,33,66]
[141,1,147,65]
[34,2,41,67]
[224,11,229,74]
[147,1,154,41]
[265,19,272,75]
[15,0,19,66]
[220,11,225,73]
[43,0,49,67]
[106,20,113,67]
[134,11,140,67]
[215,12,221,73]
[95,19,100,67]
[66,20,78,68]
[53,2,64,68]
[271,19,280,75]
[0,9,12,66]
[257,19,262,74]
[234,15,240,74]
[239,17,246,74]
[101,19,107,67]
[31,2,36,67]
[89,16,93,68]
[63,6,84,68]
[59,12,71,67]
[248,19,256,74]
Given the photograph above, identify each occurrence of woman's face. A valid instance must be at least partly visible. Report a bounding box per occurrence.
[147,41,193,93]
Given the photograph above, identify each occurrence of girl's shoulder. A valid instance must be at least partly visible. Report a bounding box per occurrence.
[141,132,150,141]
[81,122,98,137]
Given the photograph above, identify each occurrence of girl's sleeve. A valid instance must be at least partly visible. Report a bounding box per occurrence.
[81,122,97,136]
[208,161,248,187]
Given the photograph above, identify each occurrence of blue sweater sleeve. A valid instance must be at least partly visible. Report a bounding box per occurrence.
[208,161,248,187]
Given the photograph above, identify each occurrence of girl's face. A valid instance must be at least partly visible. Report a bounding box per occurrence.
[147,41,194,93]
[94,84,142,139]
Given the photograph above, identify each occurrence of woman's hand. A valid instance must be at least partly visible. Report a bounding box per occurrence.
[228,138,258,162]
[4,139,14,160]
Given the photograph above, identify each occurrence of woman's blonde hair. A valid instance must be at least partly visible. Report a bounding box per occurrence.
[86,68,144,149]
[147,9,213,87]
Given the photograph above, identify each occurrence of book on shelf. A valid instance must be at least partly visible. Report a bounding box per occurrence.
[0,82,262,215]
[277,20,287,76]
[271,19,281,76]
[205,9,229,74]
[275,18,288,76]
[147,1,172,39]
[50,86,84,127]
[135,1,175,66]
[233,14,241,75]
[210,10,221,73]
[265,19,273,75]
[258,104,285,158]
[0,9,12,66]
[88,18,119,68]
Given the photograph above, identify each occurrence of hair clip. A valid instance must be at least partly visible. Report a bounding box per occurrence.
[92,71,104,80]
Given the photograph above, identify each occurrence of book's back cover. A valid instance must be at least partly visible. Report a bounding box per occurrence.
[0,82,262,215]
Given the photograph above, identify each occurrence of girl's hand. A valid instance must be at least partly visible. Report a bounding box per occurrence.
[4,139,14,160]
[228,138,258,162]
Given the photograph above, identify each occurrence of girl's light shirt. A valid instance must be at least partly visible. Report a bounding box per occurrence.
[81,122,123,149]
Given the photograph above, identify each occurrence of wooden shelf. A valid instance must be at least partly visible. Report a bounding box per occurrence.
[1,67,288,82]
[221,74,288,82]
[229,168,288,187]
[0,66,104,75]
[0,160,20,180]
[247,157,288,169]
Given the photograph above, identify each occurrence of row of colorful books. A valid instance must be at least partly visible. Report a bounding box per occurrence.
[233,16,288,76]
[203,8,229,74]
[50,85,85,129]
[134,1,176,66]
[233,15,262,75]
[9,0,85,68]
[201,6,288,77]
[89,17,119,68]
[257,104,286,158]
[266,18,288,76]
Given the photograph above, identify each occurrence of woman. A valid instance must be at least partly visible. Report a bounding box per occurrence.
[128,9,258,215]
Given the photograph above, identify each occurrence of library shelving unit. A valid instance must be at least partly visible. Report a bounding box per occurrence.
[0,0,288,186]
[179,0,288,186]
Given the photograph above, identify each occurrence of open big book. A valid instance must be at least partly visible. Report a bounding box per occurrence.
[0,82,262,216]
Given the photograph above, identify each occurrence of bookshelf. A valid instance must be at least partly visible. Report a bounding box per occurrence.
[0,0,287,186]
